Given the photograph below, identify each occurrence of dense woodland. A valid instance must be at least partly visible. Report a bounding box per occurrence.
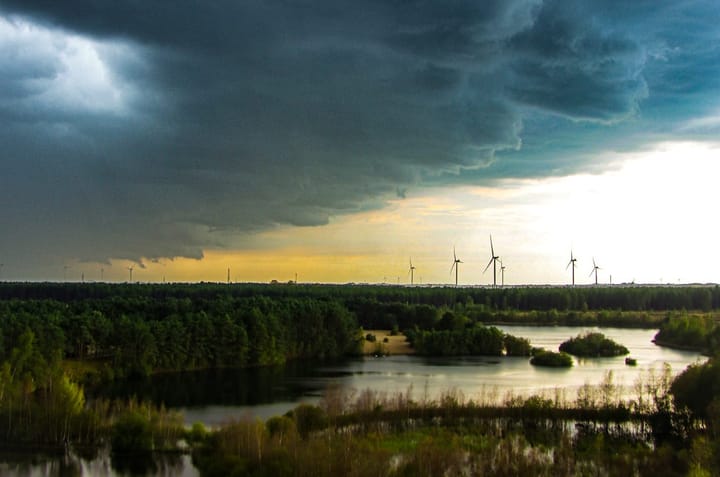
[0,282,717,380]
[1,282,720,475]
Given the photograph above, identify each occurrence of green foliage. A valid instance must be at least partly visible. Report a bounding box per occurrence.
[191,382,700,477]
[655,312,717,352]
[504,333,532,356]
[671,358,720,422]
[410,324,506,356]
[187,422,209,444]
[292,404,327,439]
[559,332,629,357]
[530,349,573,367]
[111,411,153,452]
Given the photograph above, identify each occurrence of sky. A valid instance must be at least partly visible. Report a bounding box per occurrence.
[0,0,719,285]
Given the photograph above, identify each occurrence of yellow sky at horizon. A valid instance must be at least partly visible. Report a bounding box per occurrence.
[61,141,720,286]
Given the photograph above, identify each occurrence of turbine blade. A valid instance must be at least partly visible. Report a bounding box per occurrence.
[490,234,495,257]
[450,261,456,273]
[483,258,493,274]
[566,260,572,270]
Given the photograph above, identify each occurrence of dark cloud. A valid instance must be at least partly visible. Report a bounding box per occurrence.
[0,0,717,273]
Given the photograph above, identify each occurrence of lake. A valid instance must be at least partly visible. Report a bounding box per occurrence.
[96,326,704,426]
[4,325,705,476]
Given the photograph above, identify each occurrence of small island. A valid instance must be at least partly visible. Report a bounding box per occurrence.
[559,332,629,357]
[530,348,573,367]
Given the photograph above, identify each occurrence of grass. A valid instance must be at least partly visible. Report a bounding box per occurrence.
[362,330,415,355]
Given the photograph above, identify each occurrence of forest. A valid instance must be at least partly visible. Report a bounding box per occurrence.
[1,282,719,475]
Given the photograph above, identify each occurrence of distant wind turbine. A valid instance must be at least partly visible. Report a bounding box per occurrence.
[127,266,134,283]
[589,258,601,285]
[450,247,462,287]
[483,235,501,288]
[63,265,69,281]
[408,258,416,285]
[566,251,578,286]
[500,259,506,287]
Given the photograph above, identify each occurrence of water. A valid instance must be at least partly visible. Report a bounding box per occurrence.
[95,326,704,426]
[0,450,198,477]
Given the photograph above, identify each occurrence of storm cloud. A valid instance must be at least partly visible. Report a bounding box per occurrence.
[0,0,718,270]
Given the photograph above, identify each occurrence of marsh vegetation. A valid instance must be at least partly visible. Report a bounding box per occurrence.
[0,282,718,474]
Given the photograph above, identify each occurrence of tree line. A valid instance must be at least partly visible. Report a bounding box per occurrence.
[1,282,718,312]
[0,295,360,381]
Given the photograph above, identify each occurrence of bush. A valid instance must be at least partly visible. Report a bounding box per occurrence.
[111,411,153,452]
[559,332,628,357]
[292,404,327,439]
[504,334,532,356]
[187,422,209,444]
[530,349,573,367]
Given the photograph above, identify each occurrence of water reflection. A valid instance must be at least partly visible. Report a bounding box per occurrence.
[89,326,705,426]
[0,449,198,477]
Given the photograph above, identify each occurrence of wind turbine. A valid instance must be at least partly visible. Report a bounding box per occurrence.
[450,247,462,287]
[483,235,500,288]
[589,258,601,285]
[127,266,134,283]
[500,259,506,287]
[408,258,416,285]
[566,251,577,286]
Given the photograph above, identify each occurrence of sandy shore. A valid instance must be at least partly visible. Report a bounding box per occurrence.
[362,330,415,355]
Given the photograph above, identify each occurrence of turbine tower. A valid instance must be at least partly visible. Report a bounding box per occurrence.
[566,251,577,286]
[589,258,601,285]
[450,247,462,287]
[483,235,500,288]
[408,258,416,285]
[127,266,134,283]
[500,259,506,287]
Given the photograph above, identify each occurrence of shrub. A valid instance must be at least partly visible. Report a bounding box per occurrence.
[530,349,573,367]
[111,411,153,452]
[559,332,628,357]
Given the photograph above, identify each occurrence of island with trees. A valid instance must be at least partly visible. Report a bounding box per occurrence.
[559,331,629,357]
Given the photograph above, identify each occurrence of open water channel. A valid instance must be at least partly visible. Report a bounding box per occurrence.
[2,326,706,476]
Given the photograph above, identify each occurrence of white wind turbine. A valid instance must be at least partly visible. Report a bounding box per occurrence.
[566,251,577,286]
[589,258,601,285]
[450,247,462,287]
[483,235,500,288]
